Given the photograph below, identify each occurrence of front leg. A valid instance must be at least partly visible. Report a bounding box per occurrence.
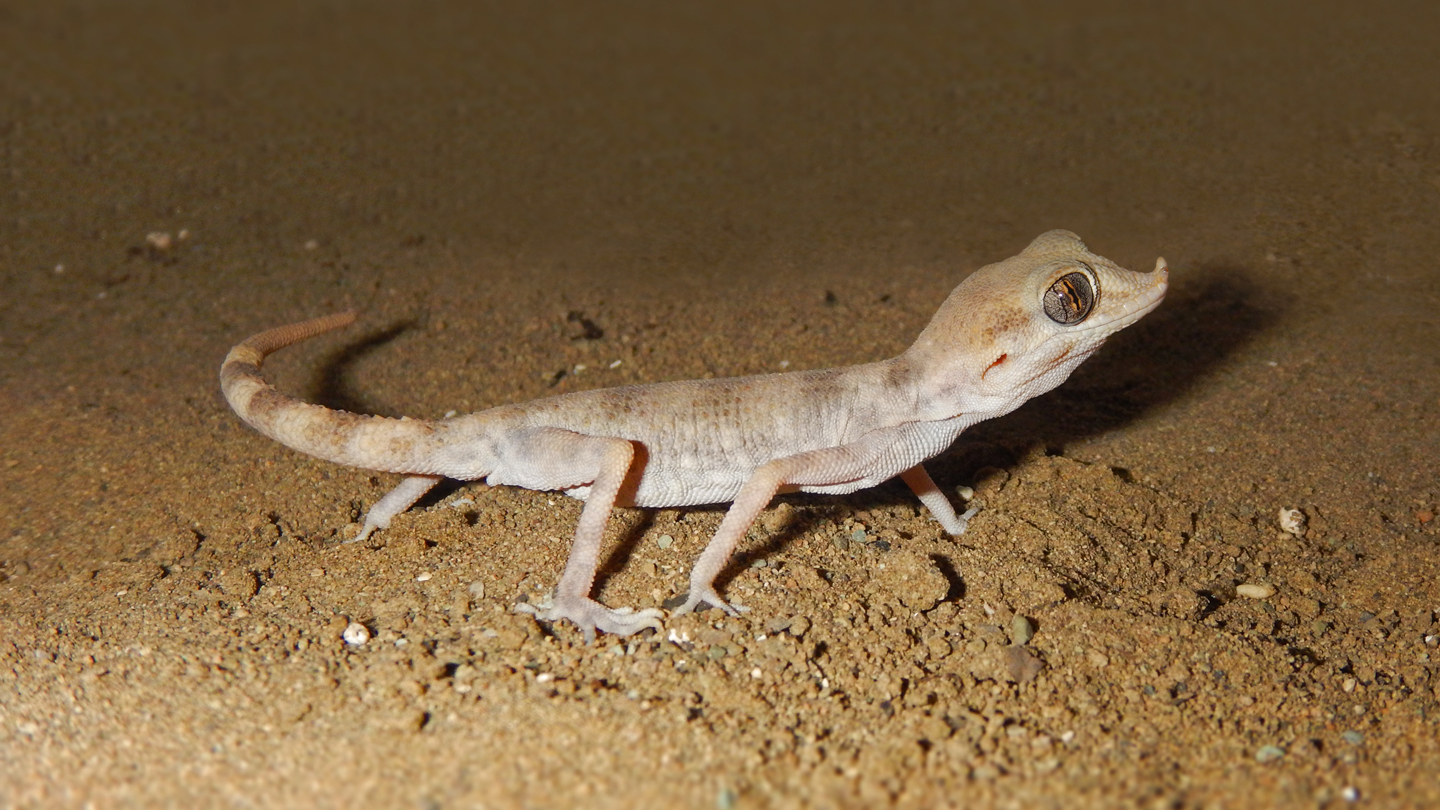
[674,438,893,616]
[900,464,978,536]
[507,429,663,642]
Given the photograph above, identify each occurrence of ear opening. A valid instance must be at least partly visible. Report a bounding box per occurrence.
[982,353,1008,379]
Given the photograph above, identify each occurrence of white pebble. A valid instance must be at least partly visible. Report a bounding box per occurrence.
[955,485,975,501]
[342,622,370,646]
[1279,507,1306,536]
[1341,786,1360,802]
[145,231,173,251]
[416,572,431,582]
[1237,583,1276,599]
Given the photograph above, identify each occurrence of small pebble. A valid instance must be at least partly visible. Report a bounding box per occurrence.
[849,527,868,543]
[657,534,674,549]
[1341,786,1360,802]
[1341,730,1364,746]
[468,581,486,599]
[1011,615,1035,646]
[342,622,370,646]
[1254,745,1285,763]
[416,572,431,582]
[955,485,975,501]
[1278,507,1306,536]
[717,786,739,810]
[1236,583,1276,599]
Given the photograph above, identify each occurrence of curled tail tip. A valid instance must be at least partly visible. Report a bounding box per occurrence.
[232,310,360,358]
[221,310,363,393]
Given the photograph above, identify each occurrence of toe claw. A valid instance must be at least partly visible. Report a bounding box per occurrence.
[670,585,744,617]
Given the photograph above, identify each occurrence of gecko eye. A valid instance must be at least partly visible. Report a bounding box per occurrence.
[1043,271,1095,325]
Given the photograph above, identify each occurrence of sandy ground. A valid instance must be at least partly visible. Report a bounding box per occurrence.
[2,2,1439,808]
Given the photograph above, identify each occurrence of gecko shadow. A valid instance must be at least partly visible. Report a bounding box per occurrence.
[310,317,420,417]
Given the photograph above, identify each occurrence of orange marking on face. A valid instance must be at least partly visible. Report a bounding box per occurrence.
[982,353,1008,379]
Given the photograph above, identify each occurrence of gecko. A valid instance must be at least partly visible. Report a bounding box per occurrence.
[221,230,1168,642]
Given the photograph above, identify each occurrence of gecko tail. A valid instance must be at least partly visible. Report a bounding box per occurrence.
[229,310,359,359]
[220,312,448,475]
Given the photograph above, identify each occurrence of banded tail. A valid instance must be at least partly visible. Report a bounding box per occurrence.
[220,312,446,475]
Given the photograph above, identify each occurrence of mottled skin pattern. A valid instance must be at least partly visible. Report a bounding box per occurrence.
[221,230,1168,641]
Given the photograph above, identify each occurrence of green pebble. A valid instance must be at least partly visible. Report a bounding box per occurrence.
[1011,615,1035,646]
[1255,745,1285,763]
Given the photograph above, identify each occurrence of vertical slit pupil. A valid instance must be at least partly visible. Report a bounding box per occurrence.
[1044,272,1095,324]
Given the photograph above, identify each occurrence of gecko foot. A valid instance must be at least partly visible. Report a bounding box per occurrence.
[345,520,382,545]
[515,594,664,644]
[669,585,749,618]
[949,505,981,536]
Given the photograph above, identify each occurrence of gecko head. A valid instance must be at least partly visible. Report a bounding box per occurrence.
[904,230,1168,420]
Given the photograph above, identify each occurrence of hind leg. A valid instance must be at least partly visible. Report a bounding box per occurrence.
[350,474,444,543]
[506,429,663,642]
